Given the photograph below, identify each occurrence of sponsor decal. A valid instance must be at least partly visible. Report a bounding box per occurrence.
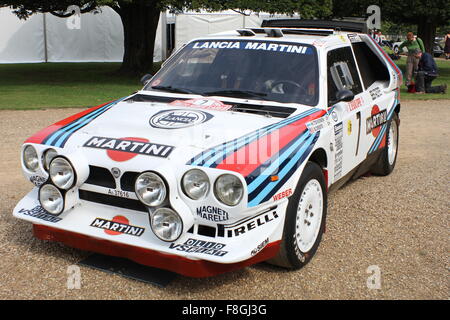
[107,189,130,199]
[306,117,327,133]
[369,86,382,100]
[347,120,352,135]
[272,188,292,201]
[192,41,311,54]
[366,105,387,137]
[347,34,362,43]
[169,238,228,257]
[90,216,145,237]
[18,206,61,223]
[170,98,232,111]
[333,122,344,180]
[30,175,47,187]
[84,136,174,160]
[196,206,229,222]
[149,109,213,129]
[251,238,269,256]
[221,210,279,238]
[347,97,363,112]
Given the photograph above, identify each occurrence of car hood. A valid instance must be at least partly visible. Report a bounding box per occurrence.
[59,98,311,167]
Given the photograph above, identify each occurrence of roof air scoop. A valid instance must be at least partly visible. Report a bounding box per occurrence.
[264,28,284,38]
[236,29,256,37]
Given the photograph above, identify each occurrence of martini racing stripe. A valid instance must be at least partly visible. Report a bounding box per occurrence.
[368,101,397,155]
[246,129,310,193]
[188,108,324,167]
[42,98,124,148]
[248,132,319,207]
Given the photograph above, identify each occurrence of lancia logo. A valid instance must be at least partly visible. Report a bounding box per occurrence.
[111,167,121,178]
[149,109,213,129]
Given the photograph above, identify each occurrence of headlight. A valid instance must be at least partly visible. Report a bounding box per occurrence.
[42,149,58,171]
[23,145,39,172]
[39,184,64,215]
[182,169,210,200]
[49,157,75,190]
[135,172,167,207]
[150,208,183,241]
[214,174,244,206]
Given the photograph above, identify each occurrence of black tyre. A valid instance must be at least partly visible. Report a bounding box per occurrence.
[267,161,327,269]
[371,112,399,176]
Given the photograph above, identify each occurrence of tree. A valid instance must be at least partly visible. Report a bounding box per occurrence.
[0,0,332,74]
[330,0,450,53]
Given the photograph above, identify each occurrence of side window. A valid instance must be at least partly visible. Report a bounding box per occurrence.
[351,41,390,88]
[327,46,363,106]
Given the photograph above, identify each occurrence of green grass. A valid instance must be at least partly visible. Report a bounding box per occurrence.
[395,56,450,100]
[0,58,448,110]
[0,63,149,110]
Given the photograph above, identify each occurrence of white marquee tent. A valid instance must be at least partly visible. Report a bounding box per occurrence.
[0,6,298,64]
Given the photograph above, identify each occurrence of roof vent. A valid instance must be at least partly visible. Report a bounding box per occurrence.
[264,28,284,38]
[236,29,256,36]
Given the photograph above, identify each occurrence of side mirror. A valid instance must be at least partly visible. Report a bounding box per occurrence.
[140,73,153,86]
[335,89,354,103]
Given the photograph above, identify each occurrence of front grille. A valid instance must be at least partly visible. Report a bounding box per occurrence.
[120,171,139,192]
[79,190,147,212]
[85,166,116,189]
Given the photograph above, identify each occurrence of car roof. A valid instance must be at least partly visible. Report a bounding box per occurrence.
[192,28,368,49]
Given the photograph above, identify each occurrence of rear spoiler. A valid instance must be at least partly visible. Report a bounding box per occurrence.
[262,19,368,34]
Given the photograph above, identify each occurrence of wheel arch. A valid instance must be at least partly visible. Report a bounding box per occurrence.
[307,147,328,187]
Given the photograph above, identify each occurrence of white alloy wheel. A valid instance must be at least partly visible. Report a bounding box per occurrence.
[387,118,398,166]
[295,179,324,252]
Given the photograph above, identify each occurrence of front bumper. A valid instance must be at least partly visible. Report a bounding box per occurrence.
[14,188,286,277]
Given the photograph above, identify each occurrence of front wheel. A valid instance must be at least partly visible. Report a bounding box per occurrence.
[267,161,327,269]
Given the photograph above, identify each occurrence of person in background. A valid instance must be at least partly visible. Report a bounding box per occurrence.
[413,49,447,94]
[372,29,381,44]
[444,31,450,60]
[377,30,383,45]
[399,32,425,86]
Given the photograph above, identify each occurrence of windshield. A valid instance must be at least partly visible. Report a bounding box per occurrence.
[145,40,319,106]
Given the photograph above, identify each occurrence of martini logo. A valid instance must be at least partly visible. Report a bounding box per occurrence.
[84,136,174,161]
[90,216,145,236]
[366,105,387,137]
[149,109,213,129]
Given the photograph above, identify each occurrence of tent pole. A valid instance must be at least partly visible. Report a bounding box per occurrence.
[43,12,48,63]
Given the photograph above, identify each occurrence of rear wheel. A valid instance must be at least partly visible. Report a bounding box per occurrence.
[267,161,327,269]
[371,112,399,176]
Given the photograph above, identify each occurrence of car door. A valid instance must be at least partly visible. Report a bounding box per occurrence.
[326,45,365,182]
[350,37,395,159]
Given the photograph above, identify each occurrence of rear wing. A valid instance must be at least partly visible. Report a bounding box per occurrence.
[262,19,368,34]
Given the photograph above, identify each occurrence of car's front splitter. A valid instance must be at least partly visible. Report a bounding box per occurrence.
[33,224,281,278]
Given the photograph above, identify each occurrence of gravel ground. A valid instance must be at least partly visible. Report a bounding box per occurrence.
[0,100,448,300]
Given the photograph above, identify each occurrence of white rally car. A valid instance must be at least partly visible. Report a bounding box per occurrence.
[14,23,401,277]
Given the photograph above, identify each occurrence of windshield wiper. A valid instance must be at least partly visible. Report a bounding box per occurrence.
[203,89,269,100]
[151,85,200,95]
